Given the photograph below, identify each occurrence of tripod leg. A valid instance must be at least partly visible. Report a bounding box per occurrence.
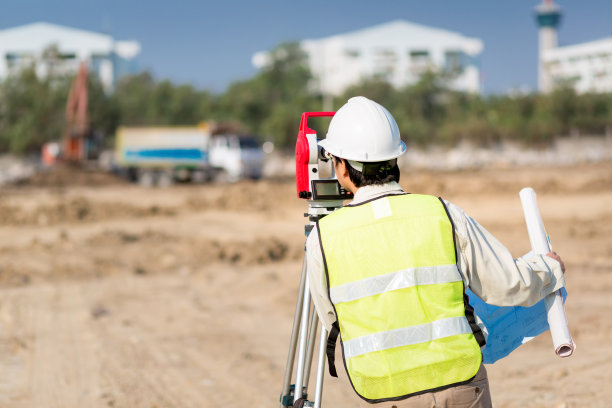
[313,324,327,408]
[303,306,319,386]
[294,274,312,404]
[280,254,308,408]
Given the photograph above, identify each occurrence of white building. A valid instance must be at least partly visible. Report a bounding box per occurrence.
[0,22,140,92]
[253,20,483,96]
[534,0,562,93]
[534,0,612,94]
[542,38,612,94]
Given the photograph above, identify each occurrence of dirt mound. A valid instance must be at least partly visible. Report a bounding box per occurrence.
[0,229,302,287]
[0,178,298,227]
[216,237,299,264]
[185,180,296,212]
[86,229,174,246]
[17,165,126,188]
[87,229,301,267]
[0,198,175,226]
[401,163,612,196]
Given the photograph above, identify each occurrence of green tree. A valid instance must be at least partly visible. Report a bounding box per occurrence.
[0,46,121,154]
[215,42,317,147]
[88,75,120,147]
[0,66,70,154]
[4,40,612,156]
[114,72,214,127]
[340,79,397,111]
[113,72,156,125]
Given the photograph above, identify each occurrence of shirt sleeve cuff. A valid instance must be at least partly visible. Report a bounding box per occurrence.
[528,253,567,297]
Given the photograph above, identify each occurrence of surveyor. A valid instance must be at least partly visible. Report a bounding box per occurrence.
[305,96,566,408]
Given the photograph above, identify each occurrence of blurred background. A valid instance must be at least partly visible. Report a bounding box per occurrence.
[0,1,611,407]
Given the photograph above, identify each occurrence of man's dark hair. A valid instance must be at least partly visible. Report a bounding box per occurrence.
[334,156,400,187]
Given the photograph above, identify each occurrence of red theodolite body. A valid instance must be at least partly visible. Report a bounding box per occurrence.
[295,111,353,202]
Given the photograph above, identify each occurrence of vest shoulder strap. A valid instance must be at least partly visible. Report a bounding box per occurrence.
[438,197,486,348]
[326,321,340,378]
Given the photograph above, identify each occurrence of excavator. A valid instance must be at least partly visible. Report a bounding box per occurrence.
[62,61,89,163]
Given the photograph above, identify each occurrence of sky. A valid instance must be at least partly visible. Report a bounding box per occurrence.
[1,0,611,95]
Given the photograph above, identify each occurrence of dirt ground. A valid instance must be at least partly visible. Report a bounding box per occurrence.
[0,162,610,408]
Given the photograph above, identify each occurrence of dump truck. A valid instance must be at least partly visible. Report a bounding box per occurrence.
[114,124,264,186]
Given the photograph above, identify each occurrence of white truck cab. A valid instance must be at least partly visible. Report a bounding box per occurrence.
[209,134,264,181]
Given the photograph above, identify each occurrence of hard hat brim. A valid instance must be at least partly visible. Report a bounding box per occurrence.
[319,138,406,162]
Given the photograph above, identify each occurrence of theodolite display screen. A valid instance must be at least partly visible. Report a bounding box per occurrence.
[315,181,339,196]
[311,180,353,200]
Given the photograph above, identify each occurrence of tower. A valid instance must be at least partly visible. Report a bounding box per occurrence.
[535,0,562,93]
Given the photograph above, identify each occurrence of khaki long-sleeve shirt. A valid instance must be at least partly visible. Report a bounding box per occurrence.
[306,181,566,332]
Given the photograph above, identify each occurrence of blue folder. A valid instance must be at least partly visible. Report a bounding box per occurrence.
[466,287,567,364]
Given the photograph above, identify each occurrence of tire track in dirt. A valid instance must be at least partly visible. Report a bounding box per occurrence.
[98,338,185,408]
[118,275,242,407]
[89,276,182,408]
[0,288,30,407]
[92,274,225,408]
[25,284,100,408]
[92,271,284,408]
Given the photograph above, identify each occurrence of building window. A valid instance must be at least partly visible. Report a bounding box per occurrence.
[373,48,397,60]
[445,50,464,74]
[5,53,35,70]
[5,53,19,68]
[372,48,397,80]
[345,49,360,58]
[409,50,431,75]
[595,71,607,79]
[409,50,430,62]
[373,65,395,81]
[554,75,581,87]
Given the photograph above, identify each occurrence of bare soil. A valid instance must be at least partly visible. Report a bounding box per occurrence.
[0,163,610,408]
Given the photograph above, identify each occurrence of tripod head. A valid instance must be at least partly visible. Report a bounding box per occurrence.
[295,111,353,232]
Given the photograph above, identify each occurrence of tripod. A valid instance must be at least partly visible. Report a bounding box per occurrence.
[279,200,343,408]
[281,109,353,407]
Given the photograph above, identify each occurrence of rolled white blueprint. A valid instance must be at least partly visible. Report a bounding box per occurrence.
[519,187,575,357]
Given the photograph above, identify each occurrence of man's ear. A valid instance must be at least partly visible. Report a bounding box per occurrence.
[336,158,349,178]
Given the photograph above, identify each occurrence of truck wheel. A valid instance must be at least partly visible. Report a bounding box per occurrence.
[191,170,206,183]
[157,171,174,188]
[213,169,231,184]
[126,167,139,182]
[138,170,155,188]
[176,168,191,182]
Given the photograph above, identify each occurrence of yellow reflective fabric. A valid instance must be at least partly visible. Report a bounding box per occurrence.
[323,196,457,288]
[318,194,482,401]
[335,282,465,341]
[348,335,480,399]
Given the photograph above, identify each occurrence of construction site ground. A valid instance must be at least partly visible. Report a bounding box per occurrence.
[0,162,610,408]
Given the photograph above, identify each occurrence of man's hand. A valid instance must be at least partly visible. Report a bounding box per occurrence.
[547,251,565,273]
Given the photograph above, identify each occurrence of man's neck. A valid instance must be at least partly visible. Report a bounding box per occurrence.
[350,182,405,205]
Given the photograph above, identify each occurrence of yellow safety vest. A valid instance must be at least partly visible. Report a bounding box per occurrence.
[318,193,482,402]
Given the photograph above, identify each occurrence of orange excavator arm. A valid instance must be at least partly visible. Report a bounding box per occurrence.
[63,61,89,162]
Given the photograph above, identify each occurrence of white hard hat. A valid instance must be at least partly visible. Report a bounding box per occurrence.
[319,96,406,162]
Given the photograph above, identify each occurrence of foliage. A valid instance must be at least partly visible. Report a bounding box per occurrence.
[88,75,120,145]
[1,42,612,155]
[114,73,213,126]
[215,42,319,147]
[342,73,611,149]
[0,66,71,154]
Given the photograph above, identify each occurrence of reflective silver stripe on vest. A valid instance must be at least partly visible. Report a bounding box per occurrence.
[343,316,472,359]
[330,264,462,305]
